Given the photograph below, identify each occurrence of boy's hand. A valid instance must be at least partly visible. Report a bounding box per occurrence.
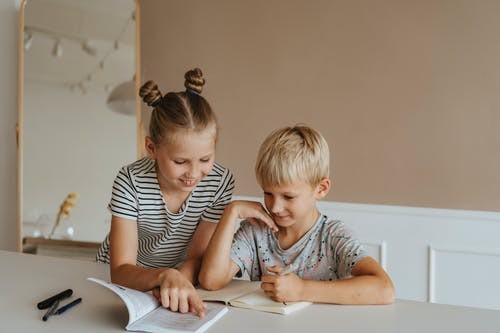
[261,266,304,302]
[227,200,278,232]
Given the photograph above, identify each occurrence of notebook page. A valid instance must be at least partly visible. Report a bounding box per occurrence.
[88,277,159,325]
[197,280,261,304]
[229,288,311,315]
[129,303,228,333]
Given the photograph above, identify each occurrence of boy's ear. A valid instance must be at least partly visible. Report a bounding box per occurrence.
[315,177,331,199]
[145,136,156,158]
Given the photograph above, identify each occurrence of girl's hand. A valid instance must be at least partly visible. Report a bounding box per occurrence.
[261,265,304,303]
[158,268,206,317]
[227,200,278,232]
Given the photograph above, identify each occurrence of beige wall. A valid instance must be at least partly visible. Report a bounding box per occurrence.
[140,0,500,212]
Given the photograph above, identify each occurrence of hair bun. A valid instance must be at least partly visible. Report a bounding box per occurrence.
[139,80,163,107]
[184,68,205,94]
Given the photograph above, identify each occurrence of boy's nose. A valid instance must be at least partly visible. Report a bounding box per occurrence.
[270,200,283,213]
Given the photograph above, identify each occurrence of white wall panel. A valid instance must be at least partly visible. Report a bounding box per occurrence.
[429,247,500,310]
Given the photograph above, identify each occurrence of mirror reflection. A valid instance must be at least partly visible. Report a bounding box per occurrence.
[22,0,137,244]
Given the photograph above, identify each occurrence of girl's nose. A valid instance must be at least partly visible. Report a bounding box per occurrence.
[185,164,198,178]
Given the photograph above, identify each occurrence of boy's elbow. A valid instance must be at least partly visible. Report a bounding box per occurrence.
[198,269,211,290]
[378,279,395,304]
[198,270,224,291]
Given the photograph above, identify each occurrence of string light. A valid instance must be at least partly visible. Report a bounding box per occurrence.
[69,11,135,94]
[24,10,135,94]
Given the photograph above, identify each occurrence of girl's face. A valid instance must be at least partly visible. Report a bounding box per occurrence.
[146,128,216,194]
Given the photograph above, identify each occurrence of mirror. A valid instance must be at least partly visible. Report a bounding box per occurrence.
[18,0,141,250]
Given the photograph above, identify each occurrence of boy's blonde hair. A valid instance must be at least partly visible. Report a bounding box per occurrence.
[255,125,330,187]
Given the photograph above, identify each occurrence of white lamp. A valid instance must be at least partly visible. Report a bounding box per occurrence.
[106,80,136,116]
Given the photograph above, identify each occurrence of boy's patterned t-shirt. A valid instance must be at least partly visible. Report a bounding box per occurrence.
[230,214,367,281]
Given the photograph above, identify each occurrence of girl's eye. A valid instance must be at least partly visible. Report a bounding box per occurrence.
[284,196,295,200]
[200,158,211,163]
[174,160,185,165]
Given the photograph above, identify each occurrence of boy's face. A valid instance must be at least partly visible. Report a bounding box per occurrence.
[261,179,330,228]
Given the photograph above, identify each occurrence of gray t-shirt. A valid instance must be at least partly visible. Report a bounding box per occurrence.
[230,214,367,281]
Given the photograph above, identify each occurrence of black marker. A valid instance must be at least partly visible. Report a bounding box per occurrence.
[42,299,60,321]
[37,289,73,309]
[56,298,82,315]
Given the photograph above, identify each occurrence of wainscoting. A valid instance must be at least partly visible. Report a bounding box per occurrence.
[235,196,500,310]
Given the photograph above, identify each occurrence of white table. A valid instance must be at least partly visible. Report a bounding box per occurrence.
[1,250,500,333]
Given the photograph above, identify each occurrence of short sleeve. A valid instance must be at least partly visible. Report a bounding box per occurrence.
[328,221,367,279]
[230,221,258,278]
[201,168,235,223]
[107,166,139,221]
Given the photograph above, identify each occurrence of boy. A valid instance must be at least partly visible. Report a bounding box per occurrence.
[199,125,394,305]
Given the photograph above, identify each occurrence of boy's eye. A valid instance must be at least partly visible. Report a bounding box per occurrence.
[200,158,211,163]
[284,196,295,200]
[174,160,186,165]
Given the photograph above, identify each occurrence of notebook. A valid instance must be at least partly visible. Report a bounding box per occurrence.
[197,280,311,315]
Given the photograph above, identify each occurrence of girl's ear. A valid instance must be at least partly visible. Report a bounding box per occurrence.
[315,177,331,199]
[145,136,156,158]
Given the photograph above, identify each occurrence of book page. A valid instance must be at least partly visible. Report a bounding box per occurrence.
[197,280,261,304]
[88,277,159,325]
[229,288,312,315]
[129,303,228,333]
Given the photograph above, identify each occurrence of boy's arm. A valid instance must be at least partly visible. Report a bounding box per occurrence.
[177,220,218,285]
[198,206,240,290]
[199,201,277,290]
[262,257,395,305]
[301,257,394,304]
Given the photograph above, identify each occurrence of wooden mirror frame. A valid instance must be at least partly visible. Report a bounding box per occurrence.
[16,0,143,252]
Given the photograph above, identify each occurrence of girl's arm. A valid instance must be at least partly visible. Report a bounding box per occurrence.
[109,216,206,316]
[199,201,278,290]
[261,257,395,305]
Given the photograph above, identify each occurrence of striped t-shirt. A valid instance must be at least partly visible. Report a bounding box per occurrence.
[96,157,234,268]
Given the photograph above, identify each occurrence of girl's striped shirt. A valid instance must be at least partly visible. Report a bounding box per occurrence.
[96,157,234,268]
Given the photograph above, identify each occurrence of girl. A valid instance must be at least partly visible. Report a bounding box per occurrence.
[97,68,234,317]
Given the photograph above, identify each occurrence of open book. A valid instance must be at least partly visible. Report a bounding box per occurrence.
[197,280,311,315]
[88,278,228,333]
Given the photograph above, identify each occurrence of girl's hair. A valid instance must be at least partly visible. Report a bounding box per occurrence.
[255,125,330,187]
[139,68,217,144]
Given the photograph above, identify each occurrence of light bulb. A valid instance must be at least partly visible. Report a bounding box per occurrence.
[82,40,97,56]
[78,82,87,94]
[52,40,63,58]
[24,33,33,51]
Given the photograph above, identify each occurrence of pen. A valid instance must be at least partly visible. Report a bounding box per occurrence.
[37,289,73,309]
[56,297,82,315]
[42,299,60,321]
[278,263,297,305]
[279,263,297,276]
